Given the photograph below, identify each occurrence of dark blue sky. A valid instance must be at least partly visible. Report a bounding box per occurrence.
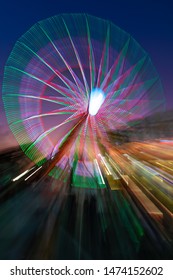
[0,0,173,147]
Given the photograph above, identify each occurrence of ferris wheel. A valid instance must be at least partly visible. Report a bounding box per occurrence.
[3,14,164,182]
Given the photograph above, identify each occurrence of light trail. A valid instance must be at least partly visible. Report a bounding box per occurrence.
[24,166,43,181]
[12,166,35,182]
[12,170,30,182]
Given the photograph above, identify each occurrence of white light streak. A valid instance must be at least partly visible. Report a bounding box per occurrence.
[12,166,35,182]
[24,166,42,181]
[12,170,30,182]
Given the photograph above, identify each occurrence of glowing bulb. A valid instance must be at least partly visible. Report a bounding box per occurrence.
[88,88,105,116]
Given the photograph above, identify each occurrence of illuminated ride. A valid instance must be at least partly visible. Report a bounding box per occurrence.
[3,14,165,187]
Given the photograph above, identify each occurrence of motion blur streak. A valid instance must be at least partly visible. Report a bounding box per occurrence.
[0,14,173,260]
[0,131,173,259]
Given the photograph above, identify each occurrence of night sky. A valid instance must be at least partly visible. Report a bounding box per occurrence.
[0,0,173,148]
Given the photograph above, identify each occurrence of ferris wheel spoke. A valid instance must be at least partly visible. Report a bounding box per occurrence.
[19,41,78,99]
[49,82,84,106]
[39,23,86,99]
[8,66,79,102]
[105,56,148,94]
[96,23,110,88]
[43,95,75,106]
[61,16,90,98]
[102,77,158,110]
[10,106,77,126]
[102,56,148,108]
[5,93,72,106]
[25,111,86,153]
[109,96,151,114]
[14,40,82,101]
[101,37,130,91]
[51,68,85,101]
[85,15,96,91]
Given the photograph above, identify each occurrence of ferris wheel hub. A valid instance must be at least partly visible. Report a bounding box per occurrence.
[88,88,105,116]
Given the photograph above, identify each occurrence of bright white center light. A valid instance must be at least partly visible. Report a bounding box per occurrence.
[88,88,105,116]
